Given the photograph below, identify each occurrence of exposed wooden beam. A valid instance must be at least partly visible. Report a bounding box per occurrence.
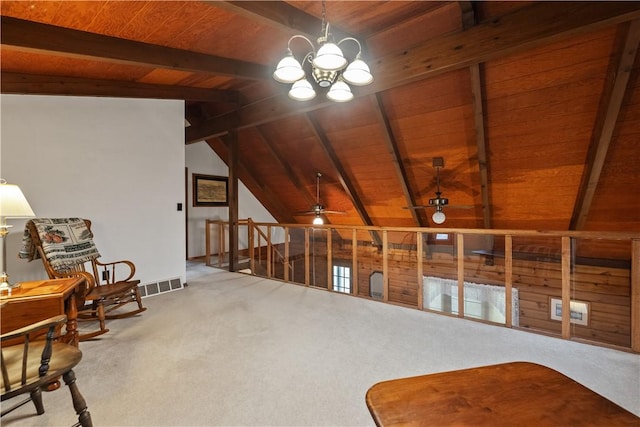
[370,93,425,227]
[187,1,640,142]
[570,19,640,230]
[215,1,321,37]
[227,129,239,272]
[462,2,492,230]
[304,113,382,247]
[0,72,239,103]
[469,64,492,230]
[214,1,355,43]
[0,16,269,81]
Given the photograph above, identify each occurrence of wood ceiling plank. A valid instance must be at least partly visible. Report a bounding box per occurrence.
[0,15,269,80]
[187,1,640,142]
[0,72,239,102]
[254,125,320,216]
[570,19,640,230]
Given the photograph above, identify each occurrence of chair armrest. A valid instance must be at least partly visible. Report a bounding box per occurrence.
[0,315,67,342]
[1,315,68,393]
[94,259,136,283]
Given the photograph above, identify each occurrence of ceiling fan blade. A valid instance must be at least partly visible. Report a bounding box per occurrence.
[296,209,346,215]
[447,205,475,209]
[402,205,429,210]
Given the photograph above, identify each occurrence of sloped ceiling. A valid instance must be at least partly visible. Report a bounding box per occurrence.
[2,1,639,236]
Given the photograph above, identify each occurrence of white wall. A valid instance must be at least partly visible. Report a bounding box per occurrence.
[185,141,276,258]
[1,95,186,287]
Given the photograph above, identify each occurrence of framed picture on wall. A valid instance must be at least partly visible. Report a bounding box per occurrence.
[549,297,589,326]
[193,174,228,206]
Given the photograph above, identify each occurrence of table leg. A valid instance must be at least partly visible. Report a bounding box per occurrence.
[66,293,79,347]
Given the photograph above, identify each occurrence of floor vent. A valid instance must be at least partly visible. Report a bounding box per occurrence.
[139,277,183,298]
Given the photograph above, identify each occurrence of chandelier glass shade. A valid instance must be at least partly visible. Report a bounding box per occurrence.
[273,23,373,102]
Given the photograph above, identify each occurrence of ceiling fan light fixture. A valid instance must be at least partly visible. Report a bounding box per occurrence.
[432,209,446,224]
[313,215,324,225]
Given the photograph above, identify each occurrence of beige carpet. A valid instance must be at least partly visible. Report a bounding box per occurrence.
[3,261,639,426]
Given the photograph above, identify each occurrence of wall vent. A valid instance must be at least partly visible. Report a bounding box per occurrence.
[138,277,184,298]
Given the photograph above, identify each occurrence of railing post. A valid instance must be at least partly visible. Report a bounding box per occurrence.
[249,218,255,274]
[284,227,290,282]
[417,231,423,310]
[327,228,333,291]
[352,228,358,296]
[205,219,211,266]
[505,235,513,327]
[305,228,310,286]
[383,230,389,302]
[457,233,465,318]
[561,236,571,339]
[267,225,272,278]
[631,239,639,352]
[218,222,225,267]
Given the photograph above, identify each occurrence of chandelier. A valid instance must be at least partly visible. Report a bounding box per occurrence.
[272,2,373,102]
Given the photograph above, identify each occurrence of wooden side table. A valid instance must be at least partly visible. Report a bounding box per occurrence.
[366,362,639,426]
[0,277,83,347]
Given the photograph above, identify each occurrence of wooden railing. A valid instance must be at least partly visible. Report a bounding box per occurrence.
[205,219,640,353]
[205,219,293,278]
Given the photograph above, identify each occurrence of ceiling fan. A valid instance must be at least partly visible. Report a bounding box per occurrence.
[297,172,346,224]
[404,157,473,224]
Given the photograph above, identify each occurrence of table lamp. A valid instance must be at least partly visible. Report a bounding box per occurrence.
[0,180,35,293]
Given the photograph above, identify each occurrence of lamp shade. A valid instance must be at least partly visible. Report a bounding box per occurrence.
[273,54,305,83]
[326,80,353,102]
[342,58,373,86]
[289,79,316,101]
[0,182,35,218]
[313,42,347,71]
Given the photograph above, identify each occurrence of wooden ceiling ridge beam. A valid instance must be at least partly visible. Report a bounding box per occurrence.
[304,113,382,246]
[0,72,239,102]
[208,135,295,223]
[186,1,640,143]
[570,19,640,230]
[253,126,323,219]
[0,16,269,81]
[370,93,425,227]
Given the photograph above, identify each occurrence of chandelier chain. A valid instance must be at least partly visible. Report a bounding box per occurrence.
[321,0,327,36]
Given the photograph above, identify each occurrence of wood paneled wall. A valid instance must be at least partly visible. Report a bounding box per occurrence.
[288,236,633,349]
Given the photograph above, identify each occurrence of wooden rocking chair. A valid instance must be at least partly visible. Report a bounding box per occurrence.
[1,314,92,426]
[24,218,146,340]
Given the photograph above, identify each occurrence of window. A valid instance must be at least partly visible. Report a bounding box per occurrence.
[333,265,351,294]
[423,276,519,326]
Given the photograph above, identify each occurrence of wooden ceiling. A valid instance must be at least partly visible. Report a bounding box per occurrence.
[2,1,640,235]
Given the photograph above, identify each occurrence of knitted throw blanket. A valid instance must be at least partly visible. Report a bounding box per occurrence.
[19,218,101,271]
